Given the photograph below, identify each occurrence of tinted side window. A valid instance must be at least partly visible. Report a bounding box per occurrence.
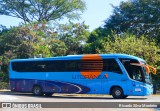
[65,61,79,71]
[12,60,80,72]
[52,60,79,72]
[103,59,122,74]
[12,59,123,73]
[12,61,47,72]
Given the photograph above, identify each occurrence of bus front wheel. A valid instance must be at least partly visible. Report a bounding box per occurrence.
[111,87,124,99]
[32,85,43,96]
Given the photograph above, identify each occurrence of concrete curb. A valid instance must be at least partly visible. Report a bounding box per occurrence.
[0,89,10,92]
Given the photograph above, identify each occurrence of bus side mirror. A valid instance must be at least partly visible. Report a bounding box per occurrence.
[146,65,157,75]
[148,65,157,75]
[145,66,150,74]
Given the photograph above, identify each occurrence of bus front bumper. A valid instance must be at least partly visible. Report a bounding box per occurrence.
[143,84,153,96]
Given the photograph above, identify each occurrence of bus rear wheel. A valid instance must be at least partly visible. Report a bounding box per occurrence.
[32,86,43,96]
[111,87,124,99]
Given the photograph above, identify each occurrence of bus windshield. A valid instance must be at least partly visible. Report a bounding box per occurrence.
[119,58,153,84]
[142,66,152,84]
[130,61,156,85]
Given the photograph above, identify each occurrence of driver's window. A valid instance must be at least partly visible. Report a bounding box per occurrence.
[132,66,143,81]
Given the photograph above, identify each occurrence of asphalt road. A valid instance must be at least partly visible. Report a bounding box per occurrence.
[0,91,160,111]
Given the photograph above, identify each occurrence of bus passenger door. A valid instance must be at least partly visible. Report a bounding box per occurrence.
[126,66,144,96]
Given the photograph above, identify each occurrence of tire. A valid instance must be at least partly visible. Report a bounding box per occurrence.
[111,87,124,99]
[32,85,43,96]
[45,93,53,97]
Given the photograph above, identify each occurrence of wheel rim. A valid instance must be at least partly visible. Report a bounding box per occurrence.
[34,87,41,95]
[115,90,121,96]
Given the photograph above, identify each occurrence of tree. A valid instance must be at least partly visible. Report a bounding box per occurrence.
[104,0,160,42]
[0,25,7,33]
[25,21,90,56]
[83,27,108,53]
[50,22,90,56]
[103,34,160,65]
[0,27,39,57]
[84,32,160,66]
[0,0,86,23]
[102,33,160,90]
[0,26,52,81]
[0,27,38,81]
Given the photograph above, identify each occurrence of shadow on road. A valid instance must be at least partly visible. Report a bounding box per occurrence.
[0,91,148,100]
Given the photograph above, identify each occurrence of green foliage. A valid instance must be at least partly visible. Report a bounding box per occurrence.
[0,26,39,58]
[50,22,90,55]
[0,72,4,80]
[83,27,107,53]
[0,82,9,89]
[23,21,90,56]
[33,45,52,58]
[101,33,159,66]
[0,26,39,81]
[0,72,8,82]
[104,0,160,42]
[51,40,68,56]
[0,0,86,23]
[84,32,160,72]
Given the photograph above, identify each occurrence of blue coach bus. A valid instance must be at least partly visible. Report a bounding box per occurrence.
[9,54,156,99]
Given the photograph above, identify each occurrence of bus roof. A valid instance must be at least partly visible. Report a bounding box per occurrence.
[10,54,145,62]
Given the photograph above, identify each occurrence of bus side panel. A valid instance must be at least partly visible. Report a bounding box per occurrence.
[45,72,91,94]
[10,79,16,91]
[85,81,102,94]
[10,79,45,92]
[9,71,46,92]
[9,71,91,94]
[44,80,90,94]
[107,72,127,95]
